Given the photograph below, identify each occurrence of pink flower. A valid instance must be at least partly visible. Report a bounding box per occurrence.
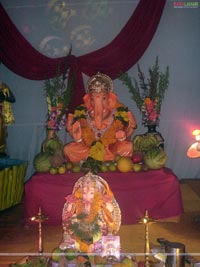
[146,99,157,113]
[47,120,55,128]
[51,106,57,112]
[146,102,154,113]
[149,110,158,121]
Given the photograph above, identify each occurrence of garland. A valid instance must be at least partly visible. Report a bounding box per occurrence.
[72,104,129,147]
[68,190,103,251]
[74,189,103,222]
[67,188,117,252]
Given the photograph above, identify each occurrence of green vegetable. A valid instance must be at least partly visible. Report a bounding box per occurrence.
[143,147,167,169]
[43,138,63,154]
[33,152,52,172]
[133,133,158,153]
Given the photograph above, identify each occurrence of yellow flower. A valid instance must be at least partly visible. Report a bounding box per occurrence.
[89,141,104,161]
[74,109,86,118]
[115,111,129,122]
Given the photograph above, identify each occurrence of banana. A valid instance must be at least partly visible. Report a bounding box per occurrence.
[133,134,158,152]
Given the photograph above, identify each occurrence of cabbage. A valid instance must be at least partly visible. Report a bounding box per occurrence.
[144,147,167,169]
[43,138,63,154]
[133,133,158,153]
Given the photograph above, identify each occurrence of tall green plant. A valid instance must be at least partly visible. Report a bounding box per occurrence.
[118,57,169,126]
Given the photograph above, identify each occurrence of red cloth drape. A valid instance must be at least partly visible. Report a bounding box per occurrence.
[24,168,183,225]
[0,0,166,112]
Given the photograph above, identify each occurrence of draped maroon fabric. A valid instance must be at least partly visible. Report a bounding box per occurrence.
[0,0,166,112]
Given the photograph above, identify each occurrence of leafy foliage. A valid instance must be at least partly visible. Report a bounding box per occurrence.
[118,56,169,114]
[68,213,101,243]
[81,156,103,174]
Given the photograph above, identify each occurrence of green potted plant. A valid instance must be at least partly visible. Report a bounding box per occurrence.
[118,56,169,130]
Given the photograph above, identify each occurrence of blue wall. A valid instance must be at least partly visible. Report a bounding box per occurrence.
[0,0,200,181]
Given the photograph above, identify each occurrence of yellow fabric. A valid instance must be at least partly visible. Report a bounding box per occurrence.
[1,86,15,125]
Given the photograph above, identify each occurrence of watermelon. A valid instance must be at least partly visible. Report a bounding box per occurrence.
[33,152,52,172]
[143,147,167,169]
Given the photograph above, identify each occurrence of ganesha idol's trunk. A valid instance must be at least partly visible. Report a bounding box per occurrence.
[94,100,103,130]
[95,111,103,130]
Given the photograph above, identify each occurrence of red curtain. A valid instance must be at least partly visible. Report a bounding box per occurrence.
[0,0,166,112]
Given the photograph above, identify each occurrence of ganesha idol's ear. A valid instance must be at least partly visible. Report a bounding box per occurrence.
[108,92,118,109]
[83,94,91,109]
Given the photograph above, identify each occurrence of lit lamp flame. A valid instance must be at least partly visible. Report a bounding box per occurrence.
[187,129,200,158]
[30,207,48,255]
[143,218,148,224]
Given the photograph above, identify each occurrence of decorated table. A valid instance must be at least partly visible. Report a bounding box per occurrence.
[24,167,183,225]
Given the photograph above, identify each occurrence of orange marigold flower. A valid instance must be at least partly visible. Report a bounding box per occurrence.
[144,97,152,105]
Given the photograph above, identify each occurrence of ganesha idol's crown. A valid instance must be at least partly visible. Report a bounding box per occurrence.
[72,172,111,195]
[86,72,114,94]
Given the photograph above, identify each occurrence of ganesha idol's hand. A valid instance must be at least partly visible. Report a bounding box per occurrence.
[117,143,133,157]
[66,113,74,132]
[110,130,133,157]
[72,121,82,142]
[116,130,126,141]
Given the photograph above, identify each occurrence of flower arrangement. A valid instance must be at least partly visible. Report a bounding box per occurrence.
[44,66,74,131]
[118,57,169,127]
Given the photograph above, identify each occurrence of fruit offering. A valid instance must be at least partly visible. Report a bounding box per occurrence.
[143,147,167,170]
[116,157,133,173]
[133,133,158,153]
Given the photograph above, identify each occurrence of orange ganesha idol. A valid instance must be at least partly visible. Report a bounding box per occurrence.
[64,72,137,162]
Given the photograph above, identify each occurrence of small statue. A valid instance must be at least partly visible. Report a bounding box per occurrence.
[60,172,121,253]
[64,72,137,163]
[0,81,15,157]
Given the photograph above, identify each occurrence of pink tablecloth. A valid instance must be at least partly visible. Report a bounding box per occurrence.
[24,167,184,225]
